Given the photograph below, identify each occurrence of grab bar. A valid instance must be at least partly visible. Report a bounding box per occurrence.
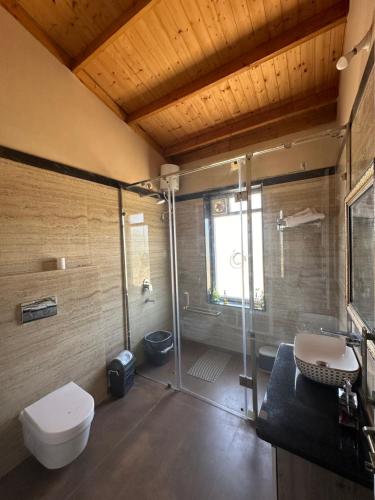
[184,306,221,317]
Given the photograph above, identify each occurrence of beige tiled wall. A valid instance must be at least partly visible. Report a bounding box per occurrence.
[123,191,172,364]
[175,174,338,354]
[0,158,125,477]
[256,175,338,347]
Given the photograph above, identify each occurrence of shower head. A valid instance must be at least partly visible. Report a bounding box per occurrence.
[141,190,167,204]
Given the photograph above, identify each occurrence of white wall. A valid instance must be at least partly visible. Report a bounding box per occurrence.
[0,7,165,184]
[337,0,375,125]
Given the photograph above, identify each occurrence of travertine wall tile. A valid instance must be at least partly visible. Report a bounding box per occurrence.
[0,158,125,476]
[0,267,106,478]
[175,175,338,353]
[123,191,172,363]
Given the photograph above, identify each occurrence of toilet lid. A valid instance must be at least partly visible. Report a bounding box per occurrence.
[21,382,94,445]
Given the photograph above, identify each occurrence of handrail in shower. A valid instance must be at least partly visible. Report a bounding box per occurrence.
[183,306,221,317]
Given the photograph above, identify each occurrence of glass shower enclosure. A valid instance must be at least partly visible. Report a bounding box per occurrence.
[123,131,340,420]
[124,159,258,418]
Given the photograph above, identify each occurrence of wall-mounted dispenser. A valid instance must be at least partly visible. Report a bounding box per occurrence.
[20,296,57,324]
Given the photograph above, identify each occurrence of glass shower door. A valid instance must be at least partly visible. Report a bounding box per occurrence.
[123,189,176,387]
[171,161,256,417]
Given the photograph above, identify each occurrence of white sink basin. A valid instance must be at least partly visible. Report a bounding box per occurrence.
[294,333,360,386]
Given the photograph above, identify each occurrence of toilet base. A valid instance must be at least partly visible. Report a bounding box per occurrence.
[23,424,92,469]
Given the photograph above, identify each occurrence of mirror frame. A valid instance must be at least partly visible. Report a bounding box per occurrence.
[345,160,375,355]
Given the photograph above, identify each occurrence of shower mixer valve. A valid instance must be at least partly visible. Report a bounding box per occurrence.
[142,278,153,293]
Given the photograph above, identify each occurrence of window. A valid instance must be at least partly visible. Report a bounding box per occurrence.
[205,187,265,310]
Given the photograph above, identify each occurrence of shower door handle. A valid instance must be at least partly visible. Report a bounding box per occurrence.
[183,291,190,308]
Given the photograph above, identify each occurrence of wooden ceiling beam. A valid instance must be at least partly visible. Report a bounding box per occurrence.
[164,88,338,157]
[71,0,160,72]
[0,0,72,66]
[127,0,348,125]
[167,102,337,165]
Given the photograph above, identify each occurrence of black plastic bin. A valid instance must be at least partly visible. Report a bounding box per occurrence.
[144,330,173,366]
[108,350,135,398]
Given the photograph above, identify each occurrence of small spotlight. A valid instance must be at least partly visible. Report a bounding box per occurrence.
[337,27,372,71]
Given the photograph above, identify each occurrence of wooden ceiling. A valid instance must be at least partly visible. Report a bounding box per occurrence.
[2,0,348,164]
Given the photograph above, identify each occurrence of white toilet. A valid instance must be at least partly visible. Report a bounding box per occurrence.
[19,381,94,469]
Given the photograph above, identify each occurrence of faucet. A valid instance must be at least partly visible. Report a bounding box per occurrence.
[142,278,155,303]
[320,327,375,405]
[320,328,362,347]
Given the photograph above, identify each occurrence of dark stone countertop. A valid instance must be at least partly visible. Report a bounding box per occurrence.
[256,343,373,489]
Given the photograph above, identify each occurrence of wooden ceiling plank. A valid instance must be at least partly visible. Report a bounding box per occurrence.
[212,0,242,60]
[217,79,242,119]
[237,72,260,112]
[327,22,345,85]
[300,37,316,94]
[273,52,291,101]
[137,10,195,97]
[249,65,270,109]
[242,70,263,111]
[155,2,200,79]
[125,17,181,97]
[180,0,222,69]
[109,32,166,107]
[164,105,193,138]
[0,0,71,66]
[75,68,127,120]
[198,88,227,127]
[89,50,146,112]
[18,0,136,58]
[314,30,331,90]
[263,0,283,37]
[168,101,337,164]
[260,59,281,105]
[227,74,252,115]
[164,87,337,157]
[141,111,180,144]
[230,0,255,48]
[286,45,303,97]
[279,0,299,31]
[246,0,269,45]
[200,0,231,62]
[72,0,160,72]
[127,0,348,124]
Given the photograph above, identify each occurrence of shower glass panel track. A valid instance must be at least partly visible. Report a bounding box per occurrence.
[125,159,258,419]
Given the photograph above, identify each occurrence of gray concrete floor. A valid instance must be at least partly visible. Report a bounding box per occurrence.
[138,338,270,416]
[0,377,273,500]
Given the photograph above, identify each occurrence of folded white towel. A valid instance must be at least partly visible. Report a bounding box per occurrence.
[284,208,325,228]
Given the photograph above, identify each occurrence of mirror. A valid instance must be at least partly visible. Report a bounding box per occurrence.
[346,161,375,331]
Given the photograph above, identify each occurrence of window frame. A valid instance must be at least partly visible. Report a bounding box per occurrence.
[204,186,265,311]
